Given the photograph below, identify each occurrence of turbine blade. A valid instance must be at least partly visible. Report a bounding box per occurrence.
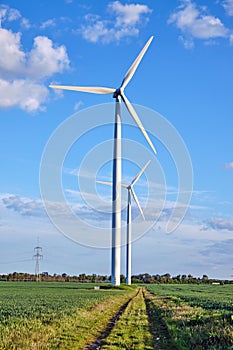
[96,180,113,186]
[131,188,145,220]
[121,184,128,189]
[131,160,151,187]
[98,180,129,189]
[121,92,157,154]
[120,36,154,90]
[50,85,115,95]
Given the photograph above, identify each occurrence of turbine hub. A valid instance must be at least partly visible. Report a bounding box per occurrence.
[113,88,122,99]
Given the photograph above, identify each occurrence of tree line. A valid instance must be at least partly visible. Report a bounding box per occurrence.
[0,272,232,284]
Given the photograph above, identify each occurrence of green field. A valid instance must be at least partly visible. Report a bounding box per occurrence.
[145,284,233,349]
[0,282,136,349]
[0,282,232,349]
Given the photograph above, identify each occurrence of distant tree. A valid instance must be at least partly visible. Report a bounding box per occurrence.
[131,276,141,284]
[202,274,209,283]
[173,275,181,283]
[181,274,187,283]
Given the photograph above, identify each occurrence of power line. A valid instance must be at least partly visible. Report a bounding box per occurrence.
[0,258,33,265]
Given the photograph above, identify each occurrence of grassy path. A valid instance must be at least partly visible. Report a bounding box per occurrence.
[143,289,176,350]
[98,287,154,349]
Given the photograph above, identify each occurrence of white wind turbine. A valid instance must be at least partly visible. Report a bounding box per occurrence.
[98,160,151,285]
[50,36,156,286]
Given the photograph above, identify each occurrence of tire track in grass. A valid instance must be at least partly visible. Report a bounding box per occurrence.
[86,288,177,350]
[85,289,139,350]
[143,289,177,350]
[88,288,154,350]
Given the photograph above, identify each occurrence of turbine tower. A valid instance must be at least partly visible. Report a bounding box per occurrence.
[50,36,156,286]
[98,160,150,285]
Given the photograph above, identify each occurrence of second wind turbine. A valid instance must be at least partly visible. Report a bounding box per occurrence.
[50,36,156,286]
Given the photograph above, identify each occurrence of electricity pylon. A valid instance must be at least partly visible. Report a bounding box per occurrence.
[33,239,43,282]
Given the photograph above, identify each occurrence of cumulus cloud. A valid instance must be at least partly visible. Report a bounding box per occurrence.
[27,36,69,79]
[1,195,45,217]
[1,193,110,224]
[80,1,152,43]
[0,6,70,112]
[168,1,229,48]
[0,79,48,112]
[223,0,233,16]
[108,1,151,26]
[0,29,25,78]
[224,162,233,170]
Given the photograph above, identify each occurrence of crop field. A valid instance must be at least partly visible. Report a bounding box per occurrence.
[145,284,233,349]
[0,282,232,349]
[0,282,136,349]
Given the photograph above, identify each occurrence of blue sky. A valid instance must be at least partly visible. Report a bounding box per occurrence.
[0,0,233,279]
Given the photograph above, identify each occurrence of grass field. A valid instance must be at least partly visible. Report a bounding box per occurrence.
[0,282,232,349]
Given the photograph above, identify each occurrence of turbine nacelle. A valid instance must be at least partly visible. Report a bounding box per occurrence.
[113,88,122,99]
[98,160,151,220]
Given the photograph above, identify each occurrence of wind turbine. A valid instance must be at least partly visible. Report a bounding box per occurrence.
[50,36,156,286]
[122,160,150,285]
[98,160,151,285]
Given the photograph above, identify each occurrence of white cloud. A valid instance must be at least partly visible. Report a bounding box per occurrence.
[108,1,152,26]
[224,162,233,170]
[0,79,48,112]
[0,5,20,26]
[1,193,110,223]
[0,9,70,112]
[6,7,21,22]
[0,29,25,78]
[0,6,7,26]
[80,1,152,43]
[0,4,29,28]
[28,36,70,79]
[168,1,229,47]
[223,0,233,16]
[1,194,45,217]
[40,19,56,30]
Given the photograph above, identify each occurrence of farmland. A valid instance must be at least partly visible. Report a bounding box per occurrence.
[0,282,232,349]
[0,282,136,349]
[145,284,233,349]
